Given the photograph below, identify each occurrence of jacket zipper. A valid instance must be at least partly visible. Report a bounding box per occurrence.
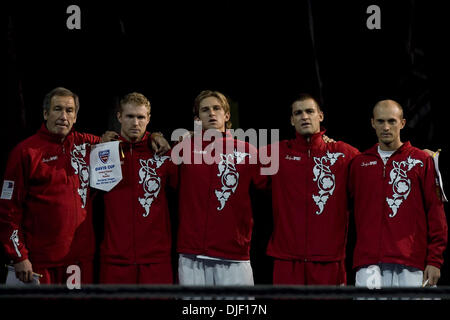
[304,143,312,264]
[203,143,212,256]
[378,155,385,265]
[378,147,399,264]
[130,143,137,265]
[377,146,401,263]
[65,140,80,232]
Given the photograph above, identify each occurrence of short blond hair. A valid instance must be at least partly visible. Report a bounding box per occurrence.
[119,92,151,114]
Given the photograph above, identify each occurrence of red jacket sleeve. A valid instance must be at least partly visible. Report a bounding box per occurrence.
[81,133,101,145]
[0,146,29,263]
[254,143,277,190]
[422,155,448,268]
[167,159,179,190]
[347,155,359,203]
[249,144,270,190]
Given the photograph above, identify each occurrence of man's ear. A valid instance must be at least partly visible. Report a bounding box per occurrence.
[43,109,48,121]
[319,111,324,123]
[225,112,230,122]
[117,112,122,123]
[371,118,375,129]
[400,118,406,129]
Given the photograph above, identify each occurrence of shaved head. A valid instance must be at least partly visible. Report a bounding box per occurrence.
[373,100,404,119]
[371,99,406,151]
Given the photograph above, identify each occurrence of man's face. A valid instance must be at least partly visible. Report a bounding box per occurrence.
[117,103,150,142]
[371,103,405,150]
[290,99,323,136]
[43,95,78,138]
[196,96,230,132]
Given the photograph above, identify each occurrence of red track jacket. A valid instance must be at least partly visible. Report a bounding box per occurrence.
[174,131,267,260]
[265,130,359,262]
[0,124,100,267]
[100,133,178,264]
[349,142,448,270]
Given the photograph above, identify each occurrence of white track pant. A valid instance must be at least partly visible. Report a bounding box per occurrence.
[355,263,422,288]
[178,255,254,286]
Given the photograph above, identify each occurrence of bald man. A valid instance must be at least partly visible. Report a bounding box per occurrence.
[348,100,447,288]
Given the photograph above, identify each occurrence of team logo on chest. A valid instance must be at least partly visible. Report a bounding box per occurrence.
[215,150,250,211]
[386,156,423,218]
[312,151,345,215]
[71,143,89,208]
[138,155,170,217]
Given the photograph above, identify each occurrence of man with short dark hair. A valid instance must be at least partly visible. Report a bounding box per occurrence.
[265,93,359,285]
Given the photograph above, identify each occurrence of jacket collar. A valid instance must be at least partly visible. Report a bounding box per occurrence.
[119,132,151,151]
[193,129,234,148]
[288,128,327,151]
[365,141,412,156]
[37,123,74,144]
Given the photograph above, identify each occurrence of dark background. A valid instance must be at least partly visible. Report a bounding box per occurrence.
[4,0,450,285]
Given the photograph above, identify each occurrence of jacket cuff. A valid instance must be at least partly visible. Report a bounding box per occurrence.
[10,252,28,265]
[425,260,442,269]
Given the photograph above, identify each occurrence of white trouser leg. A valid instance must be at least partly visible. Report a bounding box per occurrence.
[178,255,206,285]
[213,260,254,286]
[355,265,381,289]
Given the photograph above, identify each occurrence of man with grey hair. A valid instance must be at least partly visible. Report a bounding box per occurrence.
[0,87,168,284]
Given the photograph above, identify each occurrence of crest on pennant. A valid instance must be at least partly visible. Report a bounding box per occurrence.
[99,150,110,164]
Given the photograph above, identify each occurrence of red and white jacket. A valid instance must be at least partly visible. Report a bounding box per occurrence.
[265,130,359,262]
[100,133,178,264]
[174,131,267,260]
[349,142,448,270]
[0,124,100,267]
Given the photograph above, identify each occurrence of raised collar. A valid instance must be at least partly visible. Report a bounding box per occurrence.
[288,128,327,151]
[118,132,151,151]
[37,123,73,144]
[365,141,412,156]
[193,129,234,148]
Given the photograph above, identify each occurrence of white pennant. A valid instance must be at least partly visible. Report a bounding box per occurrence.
[89,141,122,191]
